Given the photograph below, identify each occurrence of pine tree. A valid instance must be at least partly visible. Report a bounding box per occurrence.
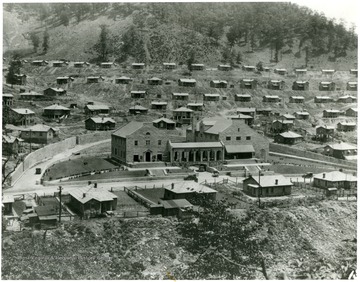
[42,29,49,53]
[6,55,22,86]
[30,32,40,52]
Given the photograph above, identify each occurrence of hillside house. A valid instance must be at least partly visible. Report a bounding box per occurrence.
[68,186,118,218]
[151,101,168,110]
[322,69,335,75]
[173,107,194,125]
[242,65,256,72]
[32,206,58,227]
[319,81,336,91]
[337,122,356,132]
[84,104,110,116]
[323,143,357,161]
[87,76,102,83]
[190,64,204,71]
[20,92,44,100]
[20,124,58,144]
[292,81,309,90]
[163,63,176,70]
[178,78,196,87]
[130,90,146,98]
[227,114,254,126]
[85,117,116,131]
[128,105,148,115]
[295,69,307,75]
[313,171,357,190]
[115,76,132,84]
[53,61,66,67]
[294,111,310,120]
[349,69,358,75]
[217,64,231,71]
[73,62,88,68]
[274,131,303,145]
[337,95,357,103]
[271,120,294,133]
[274,68,287,75]
[44,87,67,97]
[9,108,35,126]
[43,104,71,119]
[2,135,23,155]
[32,60,48,66]
[203,93,220,101]
[263,67,270,72]
[172,93,189,101]
[131,63,145,69]
[323,109,341,118]
[263,95,280,103]
[159,199,193,217]
[148,77,163,85]
[3,94,14,106]
[243,174,292,197]
[280,113,296,121]
[187,103,204,111]
[240,79,257,89]
[314,96,333,103]
[345,108,357,117]
[289,96,304,103]
[100,62,114,68]
[210,80,228,88]
[315,125,335,139]
[267,80,285,90]
[346,82,358,91]
[164,182,217,202]
[236,107,256,117]
[256,108,272,116]
[12,74,27,85]
[235,94,252,102]
[152,117,176,130]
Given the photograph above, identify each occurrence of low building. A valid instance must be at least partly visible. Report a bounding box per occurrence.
[274,131,303,145]
[172,93,189,101]
[2,135,23,155]
[337,122,356,132]
[289,96,304,103]
[295,69,307,75]
[44,87,67,97]
[203,93,220,102]
[240,79,257,89]
[178,78,196,87]
[132,63,145,69]
[85,117,116,131]
[263,95,280,103]
[164,182,217,203]
[271,120,294,133]
[163,63,176,70]
[33,206,58,227]
[115,76,132,84]
[3,93,14,106]
[12,74,27,85]
[243,174,292,197]
[159,199,193,217]
[313,171,357,190]
[345,108,357,117]
[322,69,335,75]
[267,80,285,90]
[173,107,193,125]
[152,117,176,130]
[187,103,204,111]
[100,62,114,68]
[314,96,333,103]
[87,76,102,83]
[256,108,272,116]
[346,82,358,91]
[217,64,231,71]
[20,124,58,144]
[9,108,35,126]
[323,143,357,161]
[56,76,72,84]
[236,107,256,117]
[73,62,89,68]
[190,64,204,71]
[210,80,227,88]
[315,125,335,139]
[20,92,44,100]
[84,104,110,116]
[323,109,341,118]
[349,69,358,75]
[151,101,168,110]
[319,81,335,91]
[32,60,48,66]
[337,95,356,103]
[53,61,66,67]
[43,104,71,119]
[235,94,252,102]
[227,114,254,126]
[292,81,309,90]
[280,113,296,121]
[131,90,146,98]
[68,186,118,218]
[242,65,256,72]
[128,105,148,115]
[274,68,287,75]
[148,77,163,85]
[294,111,310,120]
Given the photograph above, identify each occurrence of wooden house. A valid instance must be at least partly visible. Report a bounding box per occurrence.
[346,82,358,91]
[173,107,193,125]
[349,69,358,76]
[73,62,89,68]
[345,108,357,117]
[337,95,356,103]
[210,80,228,88]
[163,63,176,70]
[20,124,58,144]
[315,125,335,139]
[289,96,304,103]
[190,64,204,71]
[240,78,257,89]
[323,109,341,118]
[84,104,110,116]
[152,117,176,130]
[32,60,48,66]
[280,113,296,121]
[322,69,335,75]
[236,107,256,117]
[294,111,310,120]
[172,93,189,101]
[87,76,102,83]
[323,143,357,161]
[319,81,335,91]
[274,68,287,75]
[256,108,272,116]
[295,69,307,75]
[217,64,231,71]
[2,195,14,215]
[314,96,333,103]
[178,78,196,87]
[235,94,252,102]
[242,65,256,72]
[9,108,35,126]
[20,92,44,100]
[313,171,357,190]
[267,80,285,90]
[275,131,303,145]
[44,87,67,97]
[128,105,148,115]
[151,101,168,110]
[13,74,27,85]
[85,117,116,131]
[131,90,147,98]
[203,94,220,102]
[337,122,356,132]
[56,76,72,84]
[132,63,145,69]
[2,135,22,155]
[43,104,71,118]
[52,61,66,67]
[263,95,280,103]
[243,174,292,197]
[292,81,309,90]
[2,93,14,106]
[187,103,204,111]
[100,62,114,68]
[148,77,163,85]
[271,120,293,133]
[115,76,132,84]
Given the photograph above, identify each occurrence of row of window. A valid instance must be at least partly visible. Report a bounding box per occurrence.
[134,140,162,146]
[226,136,251,141]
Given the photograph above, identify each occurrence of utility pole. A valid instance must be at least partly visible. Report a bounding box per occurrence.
[258,170,261,208]
[58,186,63,223]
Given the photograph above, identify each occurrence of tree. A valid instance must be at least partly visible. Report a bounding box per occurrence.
[2,157,22,186]
[42,29,49,53]
[93,25,111,62]
[29,32,40,52]
[187,50,196,71]
[6,56,22,86]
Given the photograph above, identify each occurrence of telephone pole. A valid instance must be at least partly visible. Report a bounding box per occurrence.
[58,186,63,223]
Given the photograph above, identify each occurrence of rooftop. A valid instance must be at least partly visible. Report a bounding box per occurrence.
[68,186,117,204]
[326,142,357,151]
[164,181,217,194]
[313,171,357,182]
[179,78,196,83]
[85,104,110,110]
[88,117,115,124]
[173,107,193,112]
[44,104,70,110]
[248,174,293,187]
[160,199,193,209]
[112,121,144,138]
[152,117,176,124]
[11,108,35,115]
[278,131,303,139]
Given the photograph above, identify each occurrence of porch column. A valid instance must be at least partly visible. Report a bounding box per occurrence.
[207,150,210,162]
[185,151,189,162]
[214,150,217,161]
[193,151,196,162]
[170,148,173,163]
[200,150,203,162]
[222,149,225,161]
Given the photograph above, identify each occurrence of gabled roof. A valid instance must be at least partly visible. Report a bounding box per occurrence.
[191,63,204,66]
[235,94,251,97]
[187,103,203,107]
[204,93,220,97]
[347,81,358,85]
[198,117,233,134]
[148,77,162,81]
[242,78,254,82]
[11,108,35,115]
[131,90,146,93]
[46,87,66,92]
[346,107,357,112]
[173,107,193,112]
[281,114,296,119]
[320,81,333,84]
[315,125,335,130]
[294,81,308,84]
[243,65,256,68]
[315,96,332,99]
[218,64,231,68]
[44,104,70,110]
[290,96,304,99]
[2,195,14,204]
[278,131,302,138]
[151,101,168,105]
[165,182,216,194]
[295,69,307,72]
[56,76,69,80]
[275,68,287,71]
[152,117,176,124]
[85,104,110,110]
[248,174,292,187]
[237,107,256,112]
[163,62,176,65]
[132,62,145,65]
[227,114,253,120]
[211,80,227,83]
[173,93,189,96]
[272,119,293,124]
[295,111,309,115]
[326,142,357,150]
[270,79,282,83]
[2,135,22,143]
[112,121,144,138]
[20,92,44,96]
[87,117,116,124]
[68,186,117,204]
[22,124,57,132]
[116,76,132,80]
[129,105,148,111]
[338,95,356,100]
[179,78,196,83]
[313,171,357,182]
[3,93,14,98]
[337,121,356,126]
[323,109,341,113]
[322,69,335,72]
[264,95,280,98]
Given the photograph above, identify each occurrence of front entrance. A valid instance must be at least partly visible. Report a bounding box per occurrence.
[145,151,151,162]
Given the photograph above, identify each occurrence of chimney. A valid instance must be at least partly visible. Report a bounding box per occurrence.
[323,173,326,178]
[171,183,174,189]
[94,182,97,188]
[275,179,278,185]
[88,181,91,185]
[83,193,86,198]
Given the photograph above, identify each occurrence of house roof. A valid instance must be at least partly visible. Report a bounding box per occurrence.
[151,101,168,105]
[248,174,292,187]
[187,103,203,107]
[243,65,256,68]
[322,69,335,72]
[264,95,280,99]
[163,63,176,65]
[87,76,100,79]
[20,92,44,96]
[148,77,162,81]
[227,114,253,120]
[23,124,57,132]
[225,144,255,153]
[160,199,193,209]
[11,108,35,115]
[191,64,204,67]
[320,81,332,84]
[313,171,357,182]
[337,122,356,126]
[46,87,65,92]
[348,82,358,85]
[44,104,70,111]
[3,93,14,98]
[323,109,341,113]
[295,111,309,115]
[164,181,217,194]
[68,186,117,204]
[295,81,308,84]
[170,141,223,149]
[295,69,307,72]
[85,104,110,110]
[237,107,256,112]
[173,93,189,96]
[199,117,233,134]
[211,80,227,84]
[2,195,14,204]
[179,78,196,83]
[218,64,231,68]
[87,117,116,124]
[131,90,146,94]
[273,119,293,124]
[101,62,113,65]
[132,63,145,66]
[338,95,356,100]
[242,78,254,82]
[112,121,144,138]
[326,142,357,150]
[316,96,332,99]
[117,76,132,80]
[275,68,287,72]
[152,117,176,124]
[346,107,357,112]
[235,94,251,97]
[270,79,282,83]
[173,107,193,112]
[278,131,302,139]
[3,135,22,143]
[204,93,220,97]
[316,125,335,130]
[290,96,304,99]
[281,114,296,119]
[35,206,58,216]
[129,105,148,111]
[56,76,69,80]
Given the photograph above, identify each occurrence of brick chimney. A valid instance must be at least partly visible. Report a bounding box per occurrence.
[323,173,326,178]
[275,179,278,185]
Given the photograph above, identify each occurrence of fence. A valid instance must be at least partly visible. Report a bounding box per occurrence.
[270,143,356,168]
[113,210,150,218]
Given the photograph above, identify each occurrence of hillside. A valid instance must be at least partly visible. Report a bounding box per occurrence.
[3,3,358,69]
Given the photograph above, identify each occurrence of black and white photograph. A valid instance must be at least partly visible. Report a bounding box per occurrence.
[1,0,358,280]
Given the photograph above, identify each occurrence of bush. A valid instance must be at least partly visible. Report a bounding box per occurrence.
[169,251,177,259]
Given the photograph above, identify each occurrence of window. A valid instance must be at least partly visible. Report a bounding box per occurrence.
[158,140,162,145]
[236,136,241,140]
[146,140,150,145]
[246,136,251,140]
[134,140,138,146]
[238,128,240,132]
[114,148,118,155]
[226,136,231,141]
[146,132,151,136]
